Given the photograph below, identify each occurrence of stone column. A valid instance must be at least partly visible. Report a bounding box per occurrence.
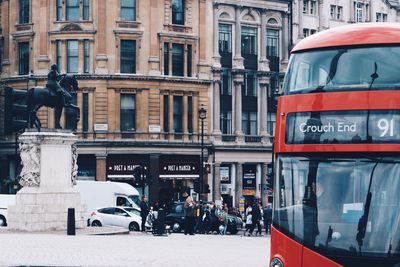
[259,9,270,72]
[212,3,221,68]
[1,0,10,73]
[235,163,243,207]
[213,70,222,141]
[148,0,160,75]
[281,12,289,68]
[95,0,108,74]
[96,153,107,181]
[233,5,244,69]
[259,75,270,142]
[233,73,244,142]
[213,163,221,202]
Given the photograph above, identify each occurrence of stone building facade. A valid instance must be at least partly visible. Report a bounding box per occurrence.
[0,0,215,207]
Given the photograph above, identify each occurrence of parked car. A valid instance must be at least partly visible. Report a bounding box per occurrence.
[165,202,242,234]
[0,208,7,227]
[0,194,16,227]
[89,206,142,231]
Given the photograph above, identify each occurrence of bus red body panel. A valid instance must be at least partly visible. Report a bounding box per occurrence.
[271,227,342,267]
[270,226,302,267]
[292,23,400,53]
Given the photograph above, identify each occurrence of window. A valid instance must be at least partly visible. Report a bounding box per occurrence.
[267,112,276,136]
[187,45,192,77]
[310,1,316,15]
[221,111,232,134]
[120,40,136,74]
[120,94,136,131]
[242,112,257,135]
[303,28,316,38]
[219,24,232,53]
[121,0,136,21]
[337,6,343,20]
[172,0,184,25]
[173,96,183,133]
[19,0,30,24]
[188,96,193,133]
[267,29,279,57]
[82,93,89,132]
[355,2,364,22]
[56,0,63,21]
[84,40,90,73]
[66,0,80,21]
[164,44,169,75]
[221,69,232,96]
[163,95,169,132]
[241,27,257,55]
[67,40,78,73]
[19,42,29,75]
[303,1,308,13]
[244,72,257,97]
[83,0,90,20]
[376,13,387,22]
[330,5,336,19]
[56,40,62,73]
[172,44,184,76]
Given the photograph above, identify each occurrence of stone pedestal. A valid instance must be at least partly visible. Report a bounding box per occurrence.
[7,130,86,231]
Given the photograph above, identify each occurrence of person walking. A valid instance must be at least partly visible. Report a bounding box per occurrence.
[251,202,261,236]
[184,196,196,235]
[255,202,263,236]
[140,195,149,232]
[264,204,273,235]
[242,211,253,236]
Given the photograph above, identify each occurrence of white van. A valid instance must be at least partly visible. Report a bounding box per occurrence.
[0,194,16,227]
[75,180,141,217]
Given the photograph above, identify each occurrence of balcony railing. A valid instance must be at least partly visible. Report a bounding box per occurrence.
[221,134,236,142]
[245,135,262,143]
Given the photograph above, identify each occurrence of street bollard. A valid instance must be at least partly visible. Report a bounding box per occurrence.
[67,208,76,236]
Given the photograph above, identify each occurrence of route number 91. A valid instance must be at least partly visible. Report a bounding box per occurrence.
[378,118,394,137]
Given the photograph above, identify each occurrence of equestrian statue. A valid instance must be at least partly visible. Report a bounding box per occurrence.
[28,64,80,130]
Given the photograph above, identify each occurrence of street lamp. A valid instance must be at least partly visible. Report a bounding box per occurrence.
[199,104,207,201]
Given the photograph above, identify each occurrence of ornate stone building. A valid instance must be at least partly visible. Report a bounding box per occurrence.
[0,0,215,207]
[292,0,400,44]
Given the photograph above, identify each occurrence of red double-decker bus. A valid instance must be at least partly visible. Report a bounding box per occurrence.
[270,23,400,267]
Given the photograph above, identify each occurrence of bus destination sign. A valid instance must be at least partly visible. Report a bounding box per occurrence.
[286,110,400,144]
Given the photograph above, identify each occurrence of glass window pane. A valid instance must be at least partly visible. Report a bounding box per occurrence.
[56,0,63,21]
[66,0,80,21]
[121,0,136,21]
[83,0,90,20]
[120,40,136,73]
[172,44,184,76]
[172,0,184,25]
[120,94,136,131]
[241,26,257,55]
[19,0,30,24]
[19,42,29,75]
[84,40,90,73]
[67,40,78,73]
[173,96,183,133]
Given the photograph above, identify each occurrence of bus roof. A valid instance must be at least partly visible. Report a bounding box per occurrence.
[292,23,400,53]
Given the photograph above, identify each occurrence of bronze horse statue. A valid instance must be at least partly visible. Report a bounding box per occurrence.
[27,75,80,129]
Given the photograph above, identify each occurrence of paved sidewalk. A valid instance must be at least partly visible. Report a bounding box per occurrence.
[0,229,270,267]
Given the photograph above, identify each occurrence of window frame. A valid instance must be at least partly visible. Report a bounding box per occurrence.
[18,42,30,75]
[120,94,136,132]
[66,0,80,21]
[84,39,90,73]
[19,0,30,24]
[171,0,185,25]
[173,96,183,133]
[120,40,137,74]
[67,40,79,73]
[120,0,136,21]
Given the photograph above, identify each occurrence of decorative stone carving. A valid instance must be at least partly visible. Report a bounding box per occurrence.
[71,144,78,185]
[19,142,40,187]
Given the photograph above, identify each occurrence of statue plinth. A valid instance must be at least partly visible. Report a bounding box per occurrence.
[7,129,86,231]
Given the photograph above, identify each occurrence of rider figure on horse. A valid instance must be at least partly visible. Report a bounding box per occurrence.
[46,64,66,106]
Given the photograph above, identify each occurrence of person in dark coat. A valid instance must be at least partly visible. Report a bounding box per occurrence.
[46,64,66,105]
[264,204,273,234]
[184,196,196,235]
[140,195,150,232]
[251,202,261,235]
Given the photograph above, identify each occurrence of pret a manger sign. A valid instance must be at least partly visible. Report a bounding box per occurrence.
[286,110,400,144]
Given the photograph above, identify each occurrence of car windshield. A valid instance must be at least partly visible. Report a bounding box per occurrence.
[273,154,400,260]
[284,46,400,94]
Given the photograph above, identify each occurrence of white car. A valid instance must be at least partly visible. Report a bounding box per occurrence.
[89,206,142,231]
[0,208,7,227]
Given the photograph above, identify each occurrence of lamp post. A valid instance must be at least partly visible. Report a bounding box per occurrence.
[199,105,207,201]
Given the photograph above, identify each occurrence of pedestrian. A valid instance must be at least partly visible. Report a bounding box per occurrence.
[242,210,253,236]
[255,202,263,236]
[251,202,261,236]
[220,208,229,235]
[210,202,219,234]
[184,196,196,235]
[140,195,149,232]
[264,204,273,235]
